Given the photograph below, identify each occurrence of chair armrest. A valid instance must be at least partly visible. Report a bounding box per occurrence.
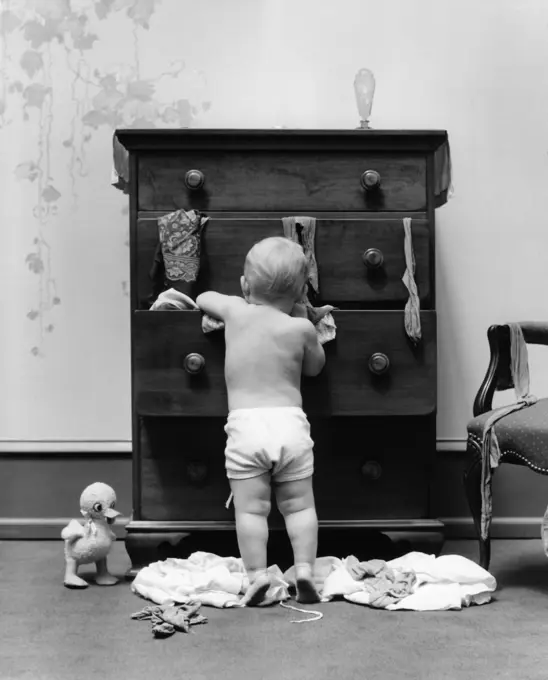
[472,321,548,417]
[519,322,548,346]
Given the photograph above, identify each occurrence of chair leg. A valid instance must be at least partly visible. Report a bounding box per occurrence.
[463,443,491,571]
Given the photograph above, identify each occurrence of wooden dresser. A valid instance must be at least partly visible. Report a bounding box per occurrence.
[115,129,450,577]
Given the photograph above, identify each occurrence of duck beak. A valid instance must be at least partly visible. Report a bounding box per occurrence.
[104,508,121,523]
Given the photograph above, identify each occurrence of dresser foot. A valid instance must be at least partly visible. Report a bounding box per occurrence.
[124,529,191,581]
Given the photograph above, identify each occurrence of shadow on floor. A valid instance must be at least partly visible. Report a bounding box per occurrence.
[153,528,406,572]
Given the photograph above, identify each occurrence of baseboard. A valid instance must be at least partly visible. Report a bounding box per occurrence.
[0,441,133,454]
[440,517,543,540]
[0,516,542,541]
[0,439,472,454]
[0,517,131,540]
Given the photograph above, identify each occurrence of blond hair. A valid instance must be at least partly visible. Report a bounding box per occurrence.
[243,236,308,303]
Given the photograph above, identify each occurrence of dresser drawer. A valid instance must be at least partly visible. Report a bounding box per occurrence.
[138,418,233,522]
[136,216,431,309]
[134,310,436,417]
[303,311,436,416]
[138,152,426,213]
[137,417,430,521]
[312,417,430,520]
[134,311,228,417]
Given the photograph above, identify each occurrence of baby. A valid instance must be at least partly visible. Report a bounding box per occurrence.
[196,236,325,606]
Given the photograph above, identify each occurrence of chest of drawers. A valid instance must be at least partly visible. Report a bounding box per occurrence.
[115,129,450,577]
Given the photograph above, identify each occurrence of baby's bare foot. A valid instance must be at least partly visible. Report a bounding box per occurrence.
[240,572,273,607]
[296,578,321,603]
[295,564,321,603]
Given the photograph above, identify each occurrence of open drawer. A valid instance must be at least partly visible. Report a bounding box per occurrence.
[133,310,436,417]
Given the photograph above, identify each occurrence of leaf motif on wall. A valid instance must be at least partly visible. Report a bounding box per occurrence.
[176,99,192,127]
[20,50,44,78]
[27,310,40,321]
[8,81,24,93]
[161,106,179,124]
[23,84,51,108]
[14,162,40,181]
[1,10,22,33]
[95,0,116,21]
[25,253,44,274]
[22,20,63,49]
[27,0,71,21]
[127,80,155,101]
[125,0,160,29]
[74,32,98,50]
[42,185,61,203]
[82,110,109,128]
[65,13,98,50]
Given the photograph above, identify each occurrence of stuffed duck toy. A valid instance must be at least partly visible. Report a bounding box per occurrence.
[61,482,121,589]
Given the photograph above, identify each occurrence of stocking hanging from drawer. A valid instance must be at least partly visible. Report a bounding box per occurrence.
[402,217,421,345]
[282,216,336,345]
[149,208,210,303]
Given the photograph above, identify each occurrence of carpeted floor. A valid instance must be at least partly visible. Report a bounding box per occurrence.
[1,539,548,680]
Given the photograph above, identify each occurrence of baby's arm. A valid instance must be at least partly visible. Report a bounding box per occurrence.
[301,320,326,377]
[195,291,247,321]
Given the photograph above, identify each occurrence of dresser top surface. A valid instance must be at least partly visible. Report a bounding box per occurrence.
[115,128,449,153]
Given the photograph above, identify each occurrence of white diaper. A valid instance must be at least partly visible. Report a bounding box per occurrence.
[224,406,314,483]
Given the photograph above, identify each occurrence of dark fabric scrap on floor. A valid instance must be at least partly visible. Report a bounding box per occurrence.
[131,600,208,638]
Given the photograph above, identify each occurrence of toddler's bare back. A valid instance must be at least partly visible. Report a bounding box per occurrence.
[224,304,308,411]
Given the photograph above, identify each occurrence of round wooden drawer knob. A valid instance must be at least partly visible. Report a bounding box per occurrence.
[361,460,382,481]
[360,169,381,190]
[185,169,205,190]
[368,352,390,375]
[362,247,384,269]
[184,353,205,374]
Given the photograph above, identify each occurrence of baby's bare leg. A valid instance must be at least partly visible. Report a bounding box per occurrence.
[275,476,320,603]
[230,473,273,606]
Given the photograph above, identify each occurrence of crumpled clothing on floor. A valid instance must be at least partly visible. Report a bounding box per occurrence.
[131,600,208,638]
[132,552,289,608]
[132,550,497,612]
[343,556,417,608]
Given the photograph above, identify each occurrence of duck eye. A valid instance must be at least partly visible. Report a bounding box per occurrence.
[93,502,103,512]
[110,501,116,509]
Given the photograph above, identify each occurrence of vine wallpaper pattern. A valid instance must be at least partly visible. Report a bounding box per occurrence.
[1,0,211,358]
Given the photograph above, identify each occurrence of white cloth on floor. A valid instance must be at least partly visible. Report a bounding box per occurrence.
[132,552,290,608]
[321,552,496,610]
[131,550,496,612]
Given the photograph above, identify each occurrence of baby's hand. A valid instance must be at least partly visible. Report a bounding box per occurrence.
[290,303,308,319]
[306,305,336,324]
